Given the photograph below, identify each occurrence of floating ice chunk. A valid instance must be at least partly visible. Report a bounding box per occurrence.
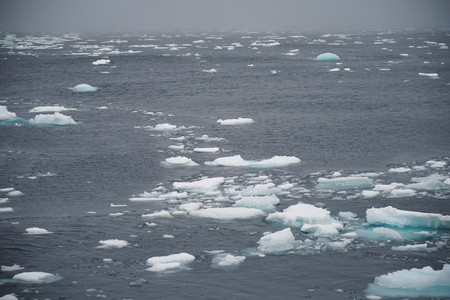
[6,190,24,196]
[13,272,62,284]
[193,147,219,153]
[338,211,358,220]
[233,194,279,212]
[0,294,18,300]
[372,227,402,240]
[329,68,340,72]
[28,112,76,126]
[440,45,449,50]
[0,106,17,121]
[315,176,374,191]
[142,210,172,219]
[161,156,199,168]
[92,59,110,65]
[129,191,187,201]
[388,167,411,173]
[266,203,341,230]
[152,123,178,131]
[190,207,265,221]
[406,174,446,190]
[301,223,343,236]
[361,190,380,198]
[0,188,15,192]
[366,206,450,229]
[68,84,98,92]
[241,183,281,196]
[257,228,296,254]
[314,52,340,61]
[391,243,430,251]
[203,68,217,73]
[196,134,226,142]
[0,208,13,213]
[419,72,439,78]
[205,155,300,168]
[365,264,450,298]
[217,117,254,125]
[211,253,246,270]
[25,227,52,235]
[426,160,447,168]
[173,177,224,193]
[168,144,185,151]
[146,253,195,273]
[30,106,76,113]
[96,239,128,249]
[389,188,416,198]
[1,264,24,272]
[178,202,202,212]
[163,234,174,239]
[373,183,404,192]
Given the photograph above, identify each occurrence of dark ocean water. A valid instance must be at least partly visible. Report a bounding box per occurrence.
[0,30,449,299]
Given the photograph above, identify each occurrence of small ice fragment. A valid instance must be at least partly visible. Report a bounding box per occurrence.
[68,84,98,92]
[29,112,76,126]
[6,190,24,196]
[189,207,265,221]
[314,52,340,61]
[329,68,340,72]
[92,59,110,65]
[0,207,13,213]
[193,147,219,153]
[0,106,18,121]
[146,253,195,273]
[0,294,18,300]
[418,72,439,78]
[361,190,380,198]
[142,210,172,219]
[372,227,402,240]
[173,177,224,193]
[25,227,52,235]
[217,117,254,125]
[203,68,217,73]
[1,264,24,272]
[257,228,295,254]
[211,253,246,269]
[30,106,76,113]
[96,239,128,249]
[13,271,63,284]
[391,243,429,251]
[233,194,280,212]
[205,155,300,168]
[161,156,199,167]
[315,176,374,191]
[388,167,411,173]
[389,188,416,198]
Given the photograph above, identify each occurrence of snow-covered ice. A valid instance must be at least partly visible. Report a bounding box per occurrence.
[233,195,280,212]
[211,253,246,270]
[193,147,219,153]
[257,228,296,254]
[92,59,110,65]
[365,264,450,298]
[142,210,172,219]
[29,106,76,113]
[173,177,224,193]
[315,176,374,191]
[68,84,98,92]
[205,155,300,168]
[190,207,265,221]
[160,156,199,167]
[28,112,76,126]
[146,253,195,273]
[96,239,128,249]
[12,272,63,284]
[217,117,254,125]
[25,227,52,235]
[314,52,340,61]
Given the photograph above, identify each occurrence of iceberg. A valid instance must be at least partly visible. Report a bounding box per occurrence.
[96,239,128,249]
[173,177,224,193]
[366,206,450,229]
[365,265,450,298]
[257,228,296,254]
[12,272,63,284]
[205,155,300,168]
[160,156,199,168]
[29,106,76,113]
[233,194,280,212]
[92,59,110,65]
[68,83,98,92]
[28,112,76,126]
[217,118,254,125]
[315,176,374,191]
[146,253,195,273]
[314,52,340,61]
[189,207,265,221]
[211,253,246,270]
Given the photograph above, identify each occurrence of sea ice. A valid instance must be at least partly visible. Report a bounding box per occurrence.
[190,207,265,221]
[0,106,17,121]
[92,59,110,65]
[388,167,411,173]
[241,183,282,196]
[152,123,178,131]
[233,194,280,212]
[406,174,446,190]
[68,84,98,92]
[315,176,374,191]
[361,190,380,198]
[314,52,340,61]
[329,68,340,72]
[389,188,416,198]
[1,264,24,272]
[365,264,450,298]
[173,177,225,193]
[366,206,450,229]
[391,243,430,251]
[203,68,217,73]
[6,190,24,196]
[0,294,18,300]
[142,210,172,219]
[301,223,343,236]
[205,155,301,168]
[0,208,13,213]
[178,202,203,212]
[217,118,254,125]
[211,253,246,270]
[419,72,439,78]
[29,106,76,113]
[193,147,219,153]
[372,227,402,240]
[96,239,128,249]
[28,112,76,126]
[25,227,52,235]
[257,228,296,254]
[146,253,195,273]
[426,160,447,168]
[12,272,63,284]
[160,156,199,167]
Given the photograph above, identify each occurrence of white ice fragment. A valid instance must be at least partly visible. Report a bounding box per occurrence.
[6,190,24,196]
[168,144,185,151]
[161,156,199,167]
[389,188,416,198]
[211,253,246,269]
[0,207,13,213]
[142,210,172,219]
[190,207,265,221]
[329,68,340,72]
[314,52,340,61]
[0,106,17,121]
[373,183,404,192]
[146,253,195,273]
[203,68,217,73]
[315,176,374,191]
[178,202,202,212]
[0,188,15,192]
[152,123,178,131]
[163,234,174,239]
[205,155,300,168]
[12,272,62,284]
[365,264,450,298]
[217,117,254,125]
[366,206,450,229]
[372,227,402,240]
[257,228,295,254]
[29,112,76,126]
[361,190,380,198]
[0,294,18,300]
[193,147,219,153]
[25,227,52,235]
[388,167,411,173]
[29,106,76,113]
[96,239,128,249]
[92,59,110,65]
[241,183,281,196]
[391,243,429,251]
[338,211,358,220]
[1,264,24,272]
[426,160,447,168]
[233,194,279,212]
[301,223,343,236]
[68,84,98,92]
[173,177,224,193]
[418,72,439,78]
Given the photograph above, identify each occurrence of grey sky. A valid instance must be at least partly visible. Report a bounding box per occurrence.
[1,0,449,33]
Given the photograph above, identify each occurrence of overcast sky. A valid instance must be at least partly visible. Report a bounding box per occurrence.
[1,0,449,33]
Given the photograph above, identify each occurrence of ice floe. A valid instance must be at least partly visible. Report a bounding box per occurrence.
[217,118,254,125]
[0,294,17,300]
[314,52,340,61]
[233,195,280,212]
[189,207,265,221]
[205,155,300,168]
[146,253,195,273]
[391,243,434,251]
[0,208,13,213]
[6,190,24,197]
[28,112,77,126]
[211,253,246,270]
[257,228,296,254]
[173,177,225,193]
[365,264,450,298]
[142,210,172,219]
[160,156,199,168]
[68,84,98,92]
[418,72,439,78]
[315,176,374,191]
[0,106,18,121]
[1,264,24,272]
[193,147,219,153]
[96,239,128,249]
[12,272,63,284]
[92,59,110,65]
[25,227,52,235]
[29,106,76,113]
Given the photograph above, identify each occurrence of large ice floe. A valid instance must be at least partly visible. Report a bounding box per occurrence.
[146,253,195,273]
[205,155,300,168]
[217,117,254,125]
[365,264,450,298]
[28,112,77,126]
[68,83,98,92]
[314,52,340,61]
